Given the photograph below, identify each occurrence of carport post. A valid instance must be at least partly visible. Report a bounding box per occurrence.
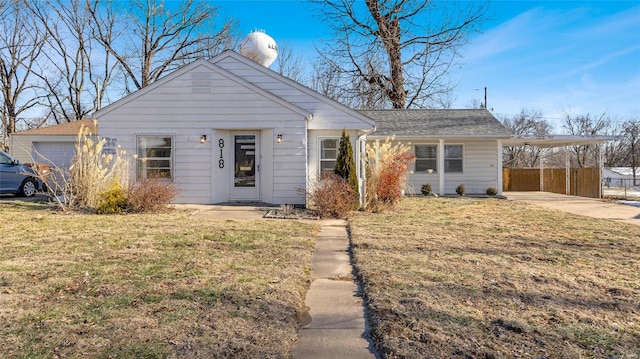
[539,153,544,192]
[599,143,604,198]
[565,147,570,195]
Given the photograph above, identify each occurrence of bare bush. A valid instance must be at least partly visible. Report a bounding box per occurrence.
[306,172,357,218]
[126,177,179,213]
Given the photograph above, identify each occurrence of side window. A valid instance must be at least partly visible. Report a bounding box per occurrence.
[320,138,339,172]
[415,145,437,172]
[137,136,173,180]
[445,145,463,173]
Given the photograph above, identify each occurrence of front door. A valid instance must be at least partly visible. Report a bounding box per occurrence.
[231,133,260,200]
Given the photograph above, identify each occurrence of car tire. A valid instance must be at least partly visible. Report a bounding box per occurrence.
[19,179,37,197]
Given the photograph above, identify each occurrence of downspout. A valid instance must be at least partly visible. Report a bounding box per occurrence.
[358,126,376,208]
[497,139,503,196]
[438,139,445,195]
[305,114,312,207]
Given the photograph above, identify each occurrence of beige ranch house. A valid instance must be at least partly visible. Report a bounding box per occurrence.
[91,50,511,205]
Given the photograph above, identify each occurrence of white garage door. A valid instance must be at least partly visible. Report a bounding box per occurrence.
[33,142,76,168]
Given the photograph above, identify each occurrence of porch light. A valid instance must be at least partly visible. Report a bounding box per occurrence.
[200,135,207,144]
[276,134,283,143]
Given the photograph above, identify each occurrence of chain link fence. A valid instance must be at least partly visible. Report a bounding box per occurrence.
[603,177,640,199]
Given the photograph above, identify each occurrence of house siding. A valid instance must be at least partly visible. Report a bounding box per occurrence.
[215,56,375,131]
[98,61,309,204]
[369,138,501,195]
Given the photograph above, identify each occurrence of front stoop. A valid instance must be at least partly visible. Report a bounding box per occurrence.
[292,221,378,359]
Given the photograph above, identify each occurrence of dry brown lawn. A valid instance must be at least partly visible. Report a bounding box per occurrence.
[349,197,640,359]
[0,201,317,358]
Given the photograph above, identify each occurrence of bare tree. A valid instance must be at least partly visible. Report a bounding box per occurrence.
[562,112,610,167]
[601,121,628,167]
[311,0,486,109]
[620,119,640,185]
[27,0,119,123]
[310,59,344,104]
[88,0,235,92]
[0,1,48,149]
[502,109,551,167]
[273,42,307,84]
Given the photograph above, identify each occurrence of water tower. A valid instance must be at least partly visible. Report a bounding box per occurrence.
[238,30,278,67]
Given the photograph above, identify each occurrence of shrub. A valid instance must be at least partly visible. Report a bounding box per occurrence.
[376,152,415,203]
[126,177,179,213]
[456,184,466,197]
[334,129,359,206]
[486,186,498,196]
[364,137,415,212]
[421,183,432,196]
[306,172,357,218]
[96,181,127,214]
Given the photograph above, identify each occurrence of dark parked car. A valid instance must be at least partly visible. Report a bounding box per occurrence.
[0,149,41,197]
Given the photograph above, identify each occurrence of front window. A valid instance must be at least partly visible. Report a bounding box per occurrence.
[414,144,463,173]
[137,136,173,180]
[415,145,437,172]
[320,138,339,172]
[445,145,463,173]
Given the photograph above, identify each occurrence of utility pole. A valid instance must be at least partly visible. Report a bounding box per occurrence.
[474,87,488,109]
[484,86,487,109]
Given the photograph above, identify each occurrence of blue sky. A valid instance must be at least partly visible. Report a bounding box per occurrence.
[215,1,640,130]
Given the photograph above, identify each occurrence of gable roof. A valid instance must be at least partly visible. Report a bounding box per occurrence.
[360,109,513,138]
[92,58,311,119]
[211,51,375,128]
[13,119,97,136]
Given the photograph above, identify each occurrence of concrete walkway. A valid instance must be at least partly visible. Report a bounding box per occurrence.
[292,219,378,359]
[505,191,640,226]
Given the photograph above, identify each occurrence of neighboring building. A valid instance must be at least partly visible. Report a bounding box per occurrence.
[9,119,97,168]
[604,167,639,188]
[362,109,512,196]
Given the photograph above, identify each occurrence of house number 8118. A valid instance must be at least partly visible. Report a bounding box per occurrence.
[218,139,224,168]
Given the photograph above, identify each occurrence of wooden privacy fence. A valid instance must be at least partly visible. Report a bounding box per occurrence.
[503,168,601,198]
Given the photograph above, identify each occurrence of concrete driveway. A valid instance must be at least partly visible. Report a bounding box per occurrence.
[505,191,640,226]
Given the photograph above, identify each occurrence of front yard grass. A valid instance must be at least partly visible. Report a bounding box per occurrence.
[0,202,317,358]
[349,197,640,358]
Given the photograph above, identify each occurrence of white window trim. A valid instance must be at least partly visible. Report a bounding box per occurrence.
[414,143,438,173]
[136,134,175,181]
[318,136,340,174]
[444,143,464,174]
[414,143,465,174]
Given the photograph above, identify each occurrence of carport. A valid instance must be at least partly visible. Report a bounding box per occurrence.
[503,135,616,198]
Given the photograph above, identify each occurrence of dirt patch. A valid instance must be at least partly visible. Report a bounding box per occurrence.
[264,207,320,220]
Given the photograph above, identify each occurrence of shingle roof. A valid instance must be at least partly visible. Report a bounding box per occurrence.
[359,109,513,138]
[13,119,97,136]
